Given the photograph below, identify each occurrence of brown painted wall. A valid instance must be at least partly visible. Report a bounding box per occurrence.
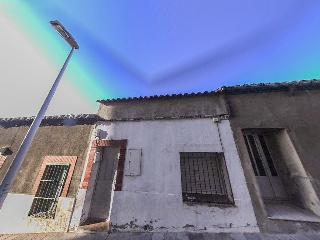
[0,124,94,198]
[227,89,320,232]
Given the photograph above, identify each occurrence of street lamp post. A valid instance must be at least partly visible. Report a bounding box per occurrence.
[0,20,79,209]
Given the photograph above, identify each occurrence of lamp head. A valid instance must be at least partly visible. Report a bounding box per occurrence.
[50,20,79,49]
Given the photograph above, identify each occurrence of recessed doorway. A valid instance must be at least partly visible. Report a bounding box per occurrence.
[88,146,120,222]
[243,132,287,201]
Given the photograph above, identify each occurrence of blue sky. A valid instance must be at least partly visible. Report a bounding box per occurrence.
[1,1,320,117]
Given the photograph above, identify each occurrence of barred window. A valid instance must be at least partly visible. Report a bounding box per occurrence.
[180,152,233,204]
[28,163,70,219]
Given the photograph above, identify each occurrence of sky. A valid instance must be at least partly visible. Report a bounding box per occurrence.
[1,1,320,117]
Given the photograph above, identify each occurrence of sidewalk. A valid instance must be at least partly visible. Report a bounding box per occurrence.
[0,232,320,240]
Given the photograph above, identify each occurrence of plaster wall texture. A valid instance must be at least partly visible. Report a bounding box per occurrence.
[268,131,320,216]
[0,193,74,234]
[69,189,87,231]
[227,89,320,232]
[98,94,229,120]
[78,146,103,225]
[70,147,120,230]
[0,125,94,197]
[89,147,119,220]
[0,124,94,233]
[94,118,258,232]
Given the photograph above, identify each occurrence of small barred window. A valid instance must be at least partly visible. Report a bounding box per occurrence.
[28,163,70,219]
[180,152,233,204]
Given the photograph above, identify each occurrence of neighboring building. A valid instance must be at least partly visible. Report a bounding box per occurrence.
[0,114,100,234]
[70,91,259,233]
[222,80,320,233]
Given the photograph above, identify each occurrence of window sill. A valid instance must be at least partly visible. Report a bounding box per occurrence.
[183,201,236,208]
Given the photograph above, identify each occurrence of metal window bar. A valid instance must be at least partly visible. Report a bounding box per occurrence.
[28,163,70,219]
[244,135,259,176]
[180,152,231,204]
[258,134,278,176]
[247,135,266,176]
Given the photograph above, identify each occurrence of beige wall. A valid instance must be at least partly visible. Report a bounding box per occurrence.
[98,94,229,120]
[0,124,94,198]
[227,89,320,232]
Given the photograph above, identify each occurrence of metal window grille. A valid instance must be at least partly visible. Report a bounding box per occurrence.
[180,152,233,204]
[28,163,70,219]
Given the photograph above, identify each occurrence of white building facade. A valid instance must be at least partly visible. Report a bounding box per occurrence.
[70,93,259,232]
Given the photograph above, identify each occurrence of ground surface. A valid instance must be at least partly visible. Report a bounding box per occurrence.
[0,232,320,240]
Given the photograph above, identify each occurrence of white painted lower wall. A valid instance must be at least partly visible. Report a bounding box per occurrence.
[0,193,74,234]
[111,191,257,232]
[78,118,259,232]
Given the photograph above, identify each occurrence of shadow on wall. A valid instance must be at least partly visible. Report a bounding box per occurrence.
[94,129,109,140]
[242,128,320,218]
[77,103,125,230]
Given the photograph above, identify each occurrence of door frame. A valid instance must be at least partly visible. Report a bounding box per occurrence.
[243,131,287,201]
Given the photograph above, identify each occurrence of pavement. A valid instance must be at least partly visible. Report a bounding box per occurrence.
[0,232,320,240]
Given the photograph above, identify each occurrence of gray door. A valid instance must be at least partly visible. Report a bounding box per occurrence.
[89,147,120,221]
[244,133,287,200]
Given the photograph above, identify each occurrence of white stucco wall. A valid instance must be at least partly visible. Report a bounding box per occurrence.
[0,193,74,234]
[85,118,258,232]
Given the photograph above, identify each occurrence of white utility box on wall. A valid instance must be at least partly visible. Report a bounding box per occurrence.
[124,149,142,176]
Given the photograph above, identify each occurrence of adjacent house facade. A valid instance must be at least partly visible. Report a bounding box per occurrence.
[223,80,320,233]
[0,114,99,234]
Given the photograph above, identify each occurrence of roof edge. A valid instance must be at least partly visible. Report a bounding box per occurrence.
[0,114,102,128]
[97,79,320,103]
